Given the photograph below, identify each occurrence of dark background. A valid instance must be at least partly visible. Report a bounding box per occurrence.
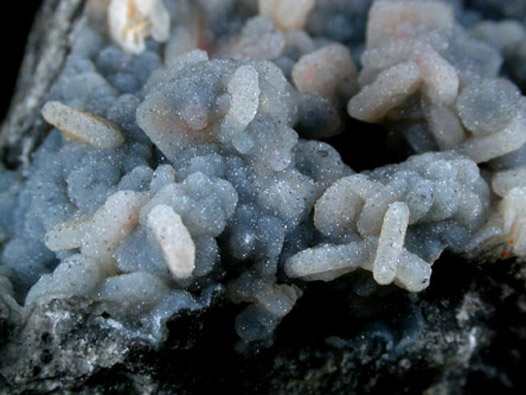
[1,2,43,122]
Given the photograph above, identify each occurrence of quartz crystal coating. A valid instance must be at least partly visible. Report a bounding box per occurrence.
[1,0,526,372]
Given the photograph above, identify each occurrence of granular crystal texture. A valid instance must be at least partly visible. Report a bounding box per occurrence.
[1,0,526,390]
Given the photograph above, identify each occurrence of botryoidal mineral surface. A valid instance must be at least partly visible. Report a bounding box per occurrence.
[1,0,526,392]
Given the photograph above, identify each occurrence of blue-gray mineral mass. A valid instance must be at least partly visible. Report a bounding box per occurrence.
[1,0,526,392]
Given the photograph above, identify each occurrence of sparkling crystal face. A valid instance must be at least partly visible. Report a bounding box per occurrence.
[0,0,525,357]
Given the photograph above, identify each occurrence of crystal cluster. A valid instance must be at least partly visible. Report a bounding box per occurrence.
[1,0,525,350]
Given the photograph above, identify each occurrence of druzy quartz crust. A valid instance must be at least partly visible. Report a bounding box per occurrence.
[1,0,526,392]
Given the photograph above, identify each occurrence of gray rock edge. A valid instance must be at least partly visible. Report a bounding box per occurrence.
[0,0,85,170]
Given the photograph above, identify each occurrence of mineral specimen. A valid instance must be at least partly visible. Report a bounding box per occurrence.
[1,0,526,391]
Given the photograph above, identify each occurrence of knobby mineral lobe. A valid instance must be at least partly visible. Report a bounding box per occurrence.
[1,0,526,392]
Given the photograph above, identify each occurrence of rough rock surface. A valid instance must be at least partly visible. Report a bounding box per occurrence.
[0,0,86,169]
[2,256,524,393]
